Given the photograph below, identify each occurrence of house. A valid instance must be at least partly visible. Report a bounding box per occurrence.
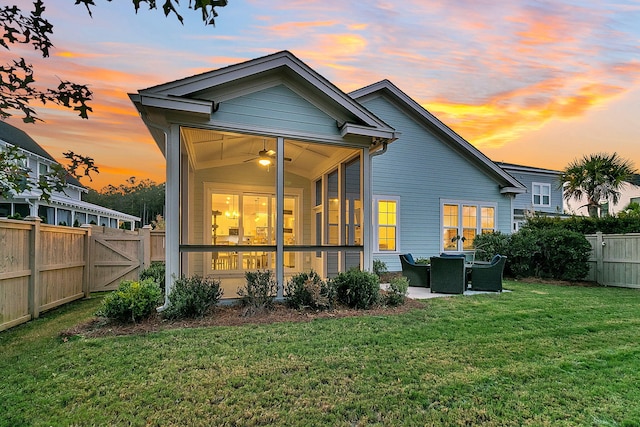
[495,162,564,230]
[129,51,524,301]
[0,121,139,229]
[564,174,640,217]
[130,50,398,301]
[350,81,526,271]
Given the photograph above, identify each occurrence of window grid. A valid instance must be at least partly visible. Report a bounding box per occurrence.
[443,202,496,251]
[377,200,397,252]
[532,183,551,206]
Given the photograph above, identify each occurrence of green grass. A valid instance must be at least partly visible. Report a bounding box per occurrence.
[1,282,639,426]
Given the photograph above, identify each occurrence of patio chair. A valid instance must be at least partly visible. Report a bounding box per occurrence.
[439,252,472,285]
[430,256,466,294]
[470,255,507,292]
[399,253,430,287]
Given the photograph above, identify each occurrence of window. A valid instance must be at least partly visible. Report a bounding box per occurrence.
[38,162,48,176]
[443,204,458,251]
[442,201,496,251]
[375,197,399,252]
[532,183,551,206]
[481,207,495,234]
[208,189,300,272]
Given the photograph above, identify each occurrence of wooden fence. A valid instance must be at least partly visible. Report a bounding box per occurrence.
[0,219,166,332]
[585,232,640,289]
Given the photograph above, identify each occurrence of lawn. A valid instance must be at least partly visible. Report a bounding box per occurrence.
[1,281,639,426]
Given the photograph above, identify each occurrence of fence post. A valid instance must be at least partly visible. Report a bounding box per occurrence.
[81,224,92,298]
[141,225,152,271]
[25,216,41,319]
[595,232,604,286]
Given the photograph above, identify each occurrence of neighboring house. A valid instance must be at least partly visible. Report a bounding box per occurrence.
[0,121,139,229]
[129,50,524,300]
[496,162,565,231]
[564,175,640,217]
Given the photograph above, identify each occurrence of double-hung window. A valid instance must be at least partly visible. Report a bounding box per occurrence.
[374,196,399,252]
[532,182,551,207]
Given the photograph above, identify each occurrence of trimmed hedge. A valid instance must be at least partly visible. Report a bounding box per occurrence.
[474,227,592,281]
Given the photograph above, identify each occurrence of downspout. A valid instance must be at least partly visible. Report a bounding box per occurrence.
[369,140,388,158]
[142,116,172,312]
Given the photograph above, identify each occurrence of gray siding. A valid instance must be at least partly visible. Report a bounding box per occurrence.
[506,170,563,214]
[363,96,513,271]
[214,85,341,138]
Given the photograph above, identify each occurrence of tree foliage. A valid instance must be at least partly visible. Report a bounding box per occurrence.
[0,145,98,201]
[84,177,165,225]
[1,0,227,122]
[560,152,636,218]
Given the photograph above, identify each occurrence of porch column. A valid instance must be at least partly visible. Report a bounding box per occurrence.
[275,136,284,297]
[362,147,372,272]
[165,124,181,301]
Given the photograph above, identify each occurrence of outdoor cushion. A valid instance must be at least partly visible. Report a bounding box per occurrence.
[399,254,430,287]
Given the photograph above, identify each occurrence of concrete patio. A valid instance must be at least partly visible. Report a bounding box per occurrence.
[382,284,507,299]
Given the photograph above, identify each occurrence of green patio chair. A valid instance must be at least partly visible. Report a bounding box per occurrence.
[399,254,430,287]
[470,255,507,292]
[430,256,466,294]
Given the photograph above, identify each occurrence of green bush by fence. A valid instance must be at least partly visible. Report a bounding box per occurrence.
[474,227,591,281]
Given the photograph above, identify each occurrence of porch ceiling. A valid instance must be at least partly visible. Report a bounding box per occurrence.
[181,127,355,178]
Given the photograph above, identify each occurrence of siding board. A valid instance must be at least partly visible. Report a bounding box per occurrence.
[362,95,513,271]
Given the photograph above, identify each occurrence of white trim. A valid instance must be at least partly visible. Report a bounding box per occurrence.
[372,195,400,254]
[532,182,551,207]
[440,199,498,253]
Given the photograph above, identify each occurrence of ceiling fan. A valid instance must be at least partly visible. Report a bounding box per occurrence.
[244,140,292,166]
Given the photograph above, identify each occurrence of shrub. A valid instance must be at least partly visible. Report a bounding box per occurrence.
[140,262,165,292]
[162,275,223,320]
[332,268,380,309]
[505,228,541,278]
[414,257,430,265]
[284,270,335,310]
[238,270,277,316]
[524,213,640,234]
[473,231,511,262]
[499,227,591,281]
[385,276,409,307]
[536,228,591,281]
[372,259,388,278]
[96,278,162,323]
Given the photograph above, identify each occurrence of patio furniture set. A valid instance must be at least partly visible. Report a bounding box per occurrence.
[399,252,507,294]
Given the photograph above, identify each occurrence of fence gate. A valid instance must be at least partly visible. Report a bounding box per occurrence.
[89,232,143,292]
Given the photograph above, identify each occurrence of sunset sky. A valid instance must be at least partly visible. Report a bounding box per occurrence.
[6,0,640,190]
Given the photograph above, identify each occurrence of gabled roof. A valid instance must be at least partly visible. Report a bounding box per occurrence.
[496,161,561,176]
[0,121,56,162]
[130,50,397,142]
[350,80,526,194]
[0,121,84,189]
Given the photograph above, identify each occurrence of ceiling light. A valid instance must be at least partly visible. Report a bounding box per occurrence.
[258,157,271,166]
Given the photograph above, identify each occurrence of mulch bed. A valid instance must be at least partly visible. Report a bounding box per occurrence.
[61,277,599,339]
[61,298,426,339]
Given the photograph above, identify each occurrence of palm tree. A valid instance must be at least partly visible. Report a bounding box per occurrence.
[560,153,636,218]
